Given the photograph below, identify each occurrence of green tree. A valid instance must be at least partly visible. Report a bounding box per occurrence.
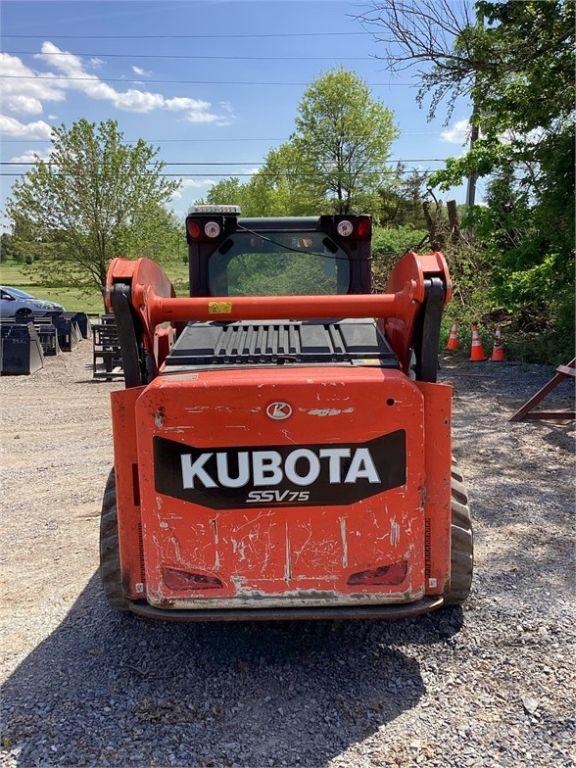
[247,144,319,216]
[293,69,398,213]
[431,1,575,355]
[362,0,575,359]
[204,177,248,211]
[205,145,320,217]
[5,212,51,265]
[0,233,15,262]
[7,119,179,306]
[377,165,429,227]
[204,70,398,218]
[121,204,186,266]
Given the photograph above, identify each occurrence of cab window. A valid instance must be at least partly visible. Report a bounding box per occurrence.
[208,232,350,296]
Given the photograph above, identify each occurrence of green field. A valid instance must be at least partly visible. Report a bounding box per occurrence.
[1,260,190,314]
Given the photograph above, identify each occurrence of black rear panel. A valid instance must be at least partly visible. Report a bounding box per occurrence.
[163,319,398,372]
[188,215,372,296]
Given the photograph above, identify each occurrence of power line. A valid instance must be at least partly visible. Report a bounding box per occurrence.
[1,134,435,144]
[0,74,412,86]
[2,32,373,39]
[4,50,375,61]
[0,161,268,167]
[1,169,438,178]
[1,137,291,143]
[0,159,446,166]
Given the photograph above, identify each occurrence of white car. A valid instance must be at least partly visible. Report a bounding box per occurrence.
[0,286,64,318]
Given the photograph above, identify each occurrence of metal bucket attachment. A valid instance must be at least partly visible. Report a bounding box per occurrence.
[0,323,44,375]
[43,312,81,351]
[64,311,90,339]
[33,320,61,356]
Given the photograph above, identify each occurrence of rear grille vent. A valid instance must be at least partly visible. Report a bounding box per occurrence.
[137,522,146,584]
[164,319,398,370]
[424,519,432,577]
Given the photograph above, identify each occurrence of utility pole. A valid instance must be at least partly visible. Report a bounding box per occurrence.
[465,8,483,208]
[465,122,479,207]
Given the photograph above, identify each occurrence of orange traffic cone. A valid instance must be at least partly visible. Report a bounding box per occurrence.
[490,325,505,361]
[446,322,459,351]
[469,324,486,361]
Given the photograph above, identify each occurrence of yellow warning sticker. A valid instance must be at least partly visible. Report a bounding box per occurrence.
[208,301,233,314]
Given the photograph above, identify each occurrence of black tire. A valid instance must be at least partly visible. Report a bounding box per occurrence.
[444,464,474,604]
[99,470,129,611]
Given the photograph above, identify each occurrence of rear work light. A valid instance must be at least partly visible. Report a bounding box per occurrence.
[347,560,407,587]
[162,567,223,591]
[337,219,354,237]
[204,221,222,238]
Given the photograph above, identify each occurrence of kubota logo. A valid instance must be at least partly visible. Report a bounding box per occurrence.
[153,431,407,509]
[266,401,292,420]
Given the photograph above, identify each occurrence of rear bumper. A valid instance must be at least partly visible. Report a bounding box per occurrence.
[127,595,444,622]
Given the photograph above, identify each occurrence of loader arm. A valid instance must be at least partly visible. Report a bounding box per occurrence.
[106,249,451,388]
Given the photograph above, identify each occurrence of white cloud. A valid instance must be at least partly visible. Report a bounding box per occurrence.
[90,57,105,69]
[132,65,152,77]
[501,127,545,145]
[219,101,235,118]
[442,120,546,149]
[171,178,216,199]
[216,100,235,127]
[9,148,52,163]
[0,52,66,114]
[0,42,232,139]
[34,41,226,123]
[0,114,52,139]
[441,119,470,145]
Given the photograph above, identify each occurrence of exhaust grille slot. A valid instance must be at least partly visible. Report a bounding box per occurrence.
[424,518,432,578]
[137,522,146,584]
[164,319,399,371]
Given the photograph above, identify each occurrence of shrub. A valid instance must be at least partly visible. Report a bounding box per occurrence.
[371,225,427,289]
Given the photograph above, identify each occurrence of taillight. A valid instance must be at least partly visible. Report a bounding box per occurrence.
[186,220,202,239]
[162,567,223,591]
[355,217,371,239]
[347,560,407,587]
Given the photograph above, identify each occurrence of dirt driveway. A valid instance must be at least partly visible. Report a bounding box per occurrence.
[1,342,574,767]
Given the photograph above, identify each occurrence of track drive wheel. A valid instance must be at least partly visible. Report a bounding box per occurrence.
[443,463,474,604]
[99,469,129,611]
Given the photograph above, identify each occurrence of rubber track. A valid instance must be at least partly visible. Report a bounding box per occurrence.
[444,462,474,604]
[99,470,129,611]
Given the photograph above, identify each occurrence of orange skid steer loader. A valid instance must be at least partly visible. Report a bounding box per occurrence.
[100,208,473,621]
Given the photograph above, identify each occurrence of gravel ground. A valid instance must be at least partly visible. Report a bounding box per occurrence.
[1,342,574,768]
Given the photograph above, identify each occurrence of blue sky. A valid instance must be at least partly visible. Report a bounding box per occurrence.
[1,0,473,229]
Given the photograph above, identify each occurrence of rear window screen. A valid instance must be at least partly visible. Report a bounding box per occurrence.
[208,232,350,296]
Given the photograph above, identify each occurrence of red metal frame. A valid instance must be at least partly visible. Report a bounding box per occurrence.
[107,249,451,377]
[106,248,454,617]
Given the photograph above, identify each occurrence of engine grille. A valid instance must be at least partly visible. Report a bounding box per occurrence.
[164,319,398,371]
